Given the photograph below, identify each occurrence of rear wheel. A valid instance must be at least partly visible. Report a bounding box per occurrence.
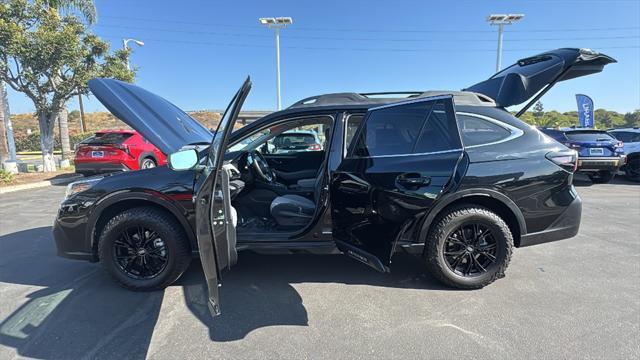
[625,156,640,182]
[140,157,157,169]
[424,206,513,289]
[588,170,615,184]
[98,207,191,290]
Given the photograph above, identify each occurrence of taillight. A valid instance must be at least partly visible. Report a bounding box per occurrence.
[308,143,322,151]
[563,142,580,150]
[546,149,578,172]
[112,144,131,155]
[615,141,624,148]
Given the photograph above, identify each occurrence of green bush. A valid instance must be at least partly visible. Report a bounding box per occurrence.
[15,132,94,152]
[0,169,15,184]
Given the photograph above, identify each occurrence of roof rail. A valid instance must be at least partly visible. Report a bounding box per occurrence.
[288,90,496,109]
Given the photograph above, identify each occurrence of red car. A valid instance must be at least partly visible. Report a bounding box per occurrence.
[74,130,167,175]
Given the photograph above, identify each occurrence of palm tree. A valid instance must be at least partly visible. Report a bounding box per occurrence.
[43,0,97,24]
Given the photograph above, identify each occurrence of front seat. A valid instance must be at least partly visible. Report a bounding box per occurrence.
[270,167,324,227]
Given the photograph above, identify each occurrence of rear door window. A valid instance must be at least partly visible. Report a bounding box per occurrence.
[82,132,133,145]
[350,97,461,157]
[457,115,512,147]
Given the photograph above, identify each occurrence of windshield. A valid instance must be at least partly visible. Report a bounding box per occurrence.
[227,129,272,153]
[565,131,615,142]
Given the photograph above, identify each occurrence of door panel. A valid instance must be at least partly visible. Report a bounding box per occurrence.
[264,151,325,184]
[330,96,463,267]
[195,77,251,317]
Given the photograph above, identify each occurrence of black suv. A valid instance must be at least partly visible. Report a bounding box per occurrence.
[54,48,615,316]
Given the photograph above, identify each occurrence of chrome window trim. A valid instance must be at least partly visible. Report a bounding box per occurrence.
[456,112,524,149]
[347,148,463,159]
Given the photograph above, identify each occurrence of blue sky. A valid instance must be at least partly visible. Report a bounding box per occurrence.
[7,0,640,114]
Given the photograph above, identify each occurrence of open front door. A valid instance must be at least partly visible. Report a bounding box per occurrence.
[331,95,464,271]
[194,78,251,317]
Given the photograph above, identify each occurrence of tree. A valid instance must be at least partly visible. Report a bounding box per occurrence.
[0,0,134,171]
[623,110,640,128]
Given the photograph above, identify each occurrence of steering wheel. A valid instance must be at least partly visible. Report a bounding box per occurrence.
[248,150,275,183]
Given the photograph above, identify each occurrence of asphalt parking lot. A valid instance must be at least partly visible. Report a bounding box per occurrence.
[0,175,638,360]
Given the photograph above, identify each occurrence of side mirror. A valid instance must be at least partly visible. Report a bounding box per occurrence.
[168,149,199,171]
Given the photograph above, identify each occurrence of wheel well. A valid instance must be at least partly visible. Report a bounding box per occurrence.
[429,196,522,247]
[91,199,191,260]
[139,153,157,167]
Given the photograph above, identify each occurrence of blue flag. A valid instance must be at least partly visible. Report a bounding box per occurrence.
[575,94,594,128]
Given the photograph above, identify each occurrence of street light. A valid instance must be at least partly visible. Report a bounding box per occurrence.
[122,38,145,70]
[486,14,524,72]
[259,17,293,110]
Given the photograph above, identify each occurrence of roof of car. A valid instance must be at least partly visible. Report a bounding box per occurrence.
[609,128,640,132]
[96,129,136,134]
[288,90,496,109]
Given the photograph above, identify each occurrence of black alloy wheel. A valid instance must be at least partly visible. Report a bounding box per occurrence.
[99,207,191,290]
[113,226,168,279]
[424,206,513,289]
[443,222,498,277]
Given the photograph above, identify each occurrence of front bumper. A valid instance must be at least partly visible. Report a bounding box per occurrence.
[53,197,95,261]
[519,194,582,247]
[577,156,624,172]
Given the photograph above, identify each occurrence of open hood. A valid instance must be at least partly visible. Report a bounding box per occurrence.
[88,78,213,155]
[464,48,616,111]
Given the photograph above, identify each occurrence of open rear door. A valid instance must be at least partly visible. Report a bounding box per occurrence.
[194,78,251,317]
[464,48,616,115]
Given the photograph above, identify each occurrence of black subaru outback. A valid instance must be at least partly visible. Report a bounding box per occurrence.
[54,48,615,316]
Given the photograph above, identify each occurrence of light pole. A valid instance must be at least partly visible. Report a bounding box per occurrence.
[122,38,145,71]
[259,17,293,110]
[486,14,524,72]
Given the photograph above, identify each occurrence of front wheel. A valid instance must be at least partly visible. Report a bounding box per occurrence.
[424,206,513,289]
[98,207,191,290]
[588,170,615,184]
[625,156,640,182]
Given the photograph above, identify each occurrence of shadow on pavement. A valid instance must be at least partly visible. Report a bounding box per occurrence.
[573,173,639,187]
[0,226,444,358]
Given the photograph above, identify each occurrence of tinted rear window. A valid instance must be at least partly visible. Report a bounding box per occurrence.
[565,131,614,142]
[458,115,511,146]
[83,132,133,145]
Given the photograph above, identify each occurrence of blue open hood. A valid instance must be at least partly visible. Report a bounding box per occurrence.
[88,78,213,155]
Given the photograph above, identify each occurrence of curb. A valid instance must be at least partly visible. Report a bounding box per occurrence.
[0,174,84,195]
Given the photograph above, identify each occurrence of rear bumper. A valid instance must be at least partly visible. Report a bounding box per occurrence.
[75,162,130,175]
[519,195,582,247]
[577,156,624,172]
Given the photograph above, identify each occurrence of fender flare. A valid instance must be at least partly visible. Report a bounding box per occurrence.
[416,188,527,243]
[86,190,196,256]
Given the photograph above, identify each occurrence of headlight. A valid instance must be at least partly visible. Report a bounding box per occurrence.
[65,177,102,199]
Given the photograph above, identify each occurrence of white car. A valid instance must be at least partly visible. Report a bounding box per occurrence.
[609,128,640,182]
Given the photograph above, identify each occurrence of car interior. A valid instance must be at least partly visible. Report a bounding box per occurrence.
[221,115,336,236]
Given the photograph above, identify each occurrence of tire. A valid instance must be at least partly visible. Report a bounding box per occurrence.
[625,156,640,182]
[588,170,615,184]
[98,206,191,291]
[424,206,513,289]
[140,157,157,169]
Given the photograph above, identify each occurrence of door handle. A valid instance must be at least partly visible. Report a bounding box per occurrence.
[396,173,431,188]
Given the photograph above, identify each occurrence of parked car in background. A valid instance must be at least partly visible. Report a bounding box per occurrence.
[74,130,167,175]
[539,128,625,183]
[266,130,323,154]
[54,48,615,317]
[608,128,640,182]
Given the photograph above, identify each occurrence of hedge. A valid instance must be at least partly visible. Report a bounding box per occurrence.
[15,132,94,152]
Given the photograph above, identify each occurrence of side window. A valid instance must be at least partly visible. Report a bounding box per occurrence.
[458,115,512,147]
[351,98,460,157]
[413,101,462,153]
[344,114,364,155]
[611,131,640,143]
